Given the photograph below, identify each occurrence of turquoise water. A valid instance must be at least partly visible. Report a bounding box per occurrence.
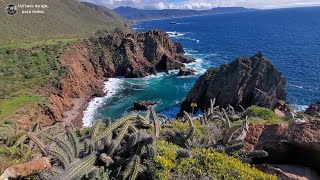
[84,7,320,122]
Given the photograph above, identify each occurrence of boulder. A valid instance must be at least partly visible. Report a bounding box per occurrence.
[274,100,293,113]
[133,100,156,111]
[285,112,295,119]
[178,67,196,76]
[274,108,285,118]
[244,121,320,172]
[179,53,287,115]
[305,101,320,116]
[255,164,320,180]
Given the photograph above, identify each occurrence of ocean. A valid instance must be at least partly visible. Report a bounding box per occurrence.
[83,7,320,126]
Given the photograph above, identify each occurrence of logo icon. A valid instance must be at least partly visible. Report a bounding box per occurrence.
[6,4,17,16]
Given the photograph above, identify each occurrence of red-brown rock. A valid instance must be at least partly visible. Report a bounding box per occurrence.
[37,30,193,125]
[244,121,320,172]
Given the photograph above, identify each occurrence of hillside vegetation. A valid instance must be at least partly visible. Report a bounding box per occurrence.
[0,0,128,48]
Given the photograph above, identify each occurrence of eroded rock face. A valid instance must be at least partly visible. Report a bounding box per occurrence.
[97,30,194,77]
[305,101,320,117]
[133,100,156,111]
[179,53,286,115]
[178,67,196,76]
[38,30,192,124]
[244,121,320,172]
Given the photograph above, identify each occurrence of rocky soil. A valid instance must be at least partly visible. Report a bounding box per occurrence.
[179,53,286,115]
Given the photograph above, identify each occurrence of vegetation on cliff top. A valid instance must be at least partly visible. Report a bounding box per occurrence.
[0,44,69,123]
[0,101,276,179]
[0,0,128,48]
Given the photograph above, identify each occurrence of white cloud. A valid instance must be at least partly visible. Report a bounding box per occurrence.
[83,0,320,10]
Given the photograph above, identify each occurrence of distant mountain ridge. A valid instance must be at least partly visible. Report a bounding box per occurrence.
[114,6,258,21]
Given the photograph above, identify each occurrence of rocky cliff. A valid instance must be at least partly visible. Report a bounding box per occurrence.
[245,121,320,173]
[179,53,286,115]
[38,30,193,125]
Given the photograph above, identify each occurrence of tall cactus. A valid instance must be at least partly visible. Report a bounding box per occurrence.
[107,121,131,155]
[48,148,70,169]
[222,125,242,144]
[26,132,47,155]
[122,155,141,180]
[54,154,96,180]
[67,128,79,158]
[151,107,160,138]
[183,111,195,140]
[92,114,139,143]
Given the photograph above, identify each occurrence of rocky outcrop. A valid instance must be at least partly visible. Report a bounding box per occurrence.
[0,157,51,179]
[178,67,196,76]
[244,121,320,172]
[38,30,192,125]
[255,164,320,180]
[305,101,320,117]
[97,29,194,77]
[133,100,156,111]
[179,53,286,115]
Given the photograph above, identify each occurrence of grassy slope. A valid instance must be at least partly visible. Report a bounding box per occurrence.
[0,0,127,48]
[0,0,128,121]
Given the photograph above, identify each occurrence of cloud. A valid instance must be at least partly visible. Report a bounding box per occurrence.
[83,0,320,10]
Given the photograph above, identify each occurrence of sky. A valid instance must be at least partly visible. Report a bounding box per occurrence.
[83,0,320,10]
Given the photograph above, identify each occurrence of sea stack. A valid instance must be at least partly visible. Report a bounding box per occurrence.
[179,53,287,114]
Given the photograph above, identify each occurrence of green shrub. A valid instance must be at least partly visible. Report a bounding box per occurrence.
[151,141,275,180]
[173,148,277,180]
[246,105,284,124]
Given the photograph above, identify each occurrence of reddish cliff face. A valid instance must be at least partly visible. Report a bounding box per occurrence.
[37,30,194,126]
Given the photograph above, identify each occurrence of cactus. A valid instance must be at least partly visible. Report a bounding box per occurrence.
[53,137,74,162]
[225,142,244,155]
[92,114,139,142]
[92,121,103,139]
[183,111,195,140]
[145,108,151,122]
[122,155,140,180]
[222,125,242,144]
[151,107,160,138]
[26,132,47,155]
[221,108,231,128]
[243,150,268,159]
[67,128,79,158]
[12,134,27,148]
[108,120,131,155]
[48,148,69,169]
[54,154,96,180]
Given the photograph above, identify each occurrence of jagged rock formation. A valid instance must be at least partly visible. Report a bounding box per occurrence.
[133,100,156,111]
[305,101,320,117]
[245,121,320,172]
[178,67,196,76]
[179,53,286,115]
[38,30,193,124]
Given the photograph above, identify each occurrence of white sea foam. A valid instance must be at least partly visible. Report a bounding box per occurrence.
[291,104,309,112]
[82,78,123,127]
[185,58,208,75]
[166,31,185,38]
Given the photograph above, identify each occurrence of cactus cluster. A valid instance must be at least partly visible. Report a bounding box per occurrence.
[160,99,267,163]
[1,100,269,179]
